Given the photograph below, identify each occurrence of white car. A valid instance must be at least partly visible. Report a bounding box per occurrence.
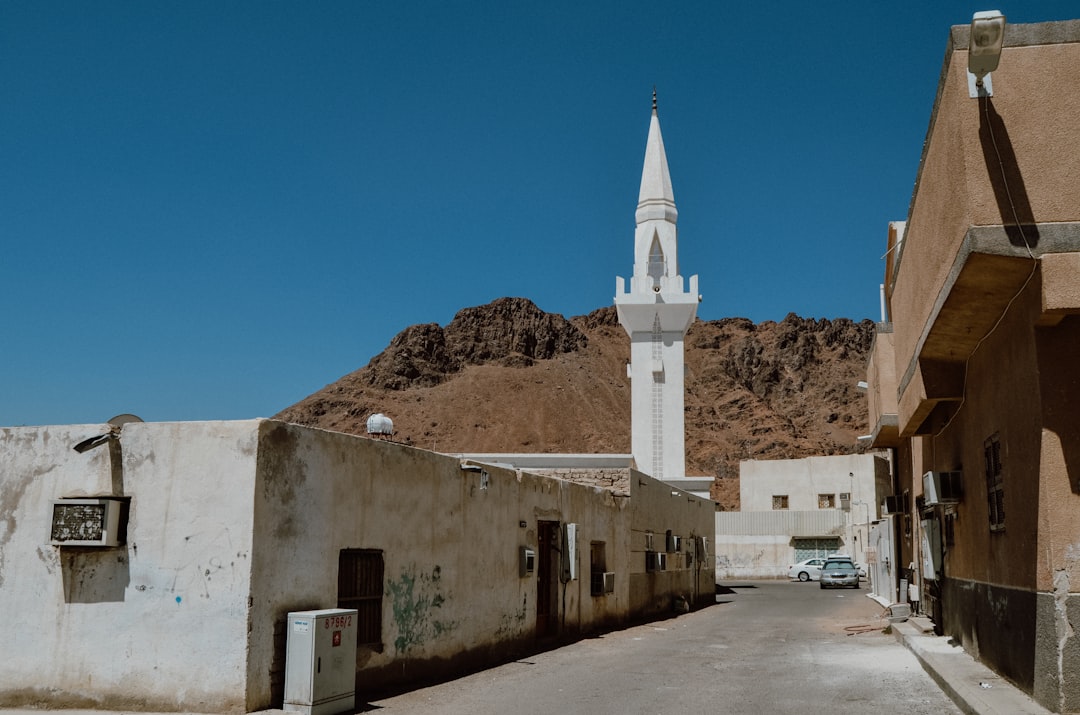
[788,558,827,582]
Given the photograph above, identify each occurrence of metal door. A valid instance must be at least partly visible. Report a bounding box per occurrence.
[536,521,559,638]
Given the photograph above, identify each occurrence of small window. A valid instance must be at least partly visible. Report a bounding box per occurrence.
[772,495,789,510]
[338,549,384,649]
[818,493,836,509]
[590,541,609,596]
[985,434,1005,532]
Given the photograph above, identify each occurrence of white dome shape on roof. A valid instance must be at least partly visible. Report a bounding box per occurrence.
[366,413,394,435]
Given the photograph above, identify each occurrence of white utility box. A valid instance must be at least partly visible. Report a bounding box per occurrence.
[284,609,358,715]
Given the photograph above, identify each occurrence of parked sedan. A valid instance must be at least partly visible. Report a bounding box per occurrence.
[819,558,860,589]
[787,558,827,582]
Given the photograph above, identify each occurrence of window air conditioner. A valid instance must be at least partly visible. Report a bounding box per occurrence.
[50,498,124,547]
[592,571,616,595]
[923,471,963,506]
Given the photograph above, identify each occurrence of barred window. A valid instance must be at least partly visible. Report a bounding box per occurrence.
[818,493,836,509]
[985,434,1005,532]
[772,495,789,510]
[338,549,384,649]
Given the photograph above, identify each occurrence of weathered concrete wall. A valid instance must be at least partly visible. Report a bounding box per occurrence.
[628,470,715,616]
[713,534,792,579]
[2,420,712,711]
[0,421,260,712]
[247,422,637,703]
[714,510,848,580]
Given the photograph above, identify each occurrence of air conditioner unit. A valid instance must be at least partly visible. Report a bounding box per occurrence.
[923,471,963,506]
[882,495,902,514]
[592,571,616,595]
[50,498,124,547]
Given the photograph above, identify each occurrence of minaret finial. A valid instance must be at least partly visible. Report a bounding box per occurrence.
[652,87,657,112]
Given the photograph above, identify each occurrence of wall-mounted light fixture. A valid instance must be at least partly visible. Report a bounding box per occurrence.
[968,10,1006,98]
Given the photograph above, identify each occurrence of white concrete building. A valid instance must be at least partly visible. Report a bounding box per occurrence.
[615,94,700,482]
[0,419,715,712]
[714,453,891,579]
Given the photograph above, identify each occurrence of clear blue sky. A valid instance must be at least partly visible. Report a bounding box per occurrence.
[2,2,1075,426]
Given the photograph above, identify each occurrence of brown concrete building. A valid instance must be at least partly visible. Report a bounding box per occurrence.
[865,17,1080,713]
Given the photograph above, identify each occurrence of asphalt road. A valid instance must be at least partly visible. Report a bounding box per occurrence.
[366,580,961,715]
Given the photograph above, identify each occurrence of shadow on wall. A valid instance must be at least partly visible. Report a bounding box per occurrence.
[61,548,130,603]
[979,97,1040,249]
[1037,313,1080,496]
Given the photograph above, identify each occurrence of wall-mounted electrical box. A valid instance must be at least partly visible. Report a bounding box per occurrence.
[284,609,358,715]
[519,546,535,577]
[561,523,578,581]
[697,536,709,560]
[50,498,124,547]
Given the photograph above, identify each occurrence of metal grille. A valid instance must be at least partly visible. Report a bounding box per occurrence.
[793,538,841,562]
[51,503,106,542]
[985,434,1005,532]
[772,495,789,510]
[338,549,384,648]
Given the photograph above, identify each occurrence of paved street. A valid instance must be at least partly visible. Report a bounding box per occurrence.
[367,580,961,714]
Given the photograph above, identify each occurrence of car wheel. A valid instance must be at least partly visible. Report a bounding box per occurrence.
[798,571,809,582]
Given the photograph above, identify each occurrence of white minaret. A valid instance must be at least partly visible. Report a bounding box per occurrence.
[615,93,699,481]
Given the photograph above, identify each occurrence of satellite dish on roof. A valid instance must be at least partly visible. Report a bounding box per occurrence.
[108,414,144,427]
[366,413,394,437]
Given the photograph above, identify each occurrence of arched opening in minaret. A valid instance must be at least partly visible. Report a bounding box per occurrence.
[647,235,666,288]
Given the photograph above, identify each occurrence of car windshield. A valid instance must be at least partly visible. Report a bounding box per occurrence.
[824,560,854,570]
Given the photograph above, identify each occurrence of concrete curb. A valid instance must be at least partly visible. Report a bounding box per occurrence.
[891,619,1052,715]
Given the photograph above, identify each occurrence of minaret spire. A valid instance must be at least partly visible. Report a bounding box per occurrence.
[636,96,677,228]
[614,95,701,482]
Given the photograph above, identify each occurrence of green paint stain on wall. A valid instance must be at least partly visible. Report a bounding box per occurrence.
[387,564,457,653]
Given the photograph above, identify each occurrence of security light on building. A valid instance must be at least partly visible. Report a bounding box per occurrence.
[968,10,1006,97]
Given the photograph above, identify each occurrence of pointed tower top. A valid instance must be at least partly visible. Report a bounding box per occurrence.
[636,92,677,226]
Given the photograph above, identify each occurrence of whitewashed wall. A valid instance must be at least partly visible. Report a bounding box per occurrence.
[740,453,886,515]
[0,421,260,712]
[1,420,714,712]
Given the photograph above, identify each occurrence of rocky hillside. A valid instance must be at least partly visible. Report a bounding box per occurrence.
[275,297,875,509]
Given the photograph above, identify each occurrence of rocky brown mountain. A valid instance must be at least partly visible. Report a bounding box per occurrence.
[275,297,875,509]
